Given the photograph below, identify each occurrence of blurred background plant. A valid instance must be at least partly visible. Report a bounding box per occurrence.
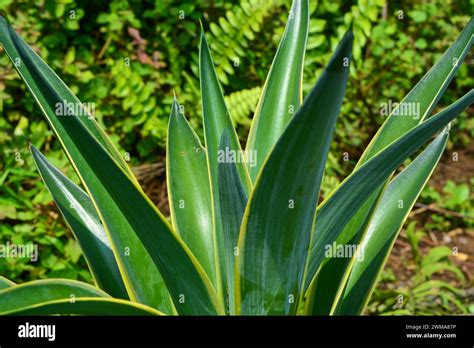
[0,0,472,314]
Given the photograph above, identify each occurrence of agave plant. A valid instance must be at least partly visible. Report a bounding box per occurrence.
[0,2,472,316]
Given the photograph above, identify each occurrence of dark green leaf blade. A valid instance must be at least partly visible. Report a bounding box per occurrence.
[0,279,109,314]
[200,28,252,302]
[14,298,164,316]
[236,30,353,315]
[199,28,252,194]
[359,17,473,163]
[30,145,129,300]
[217,131,248,314]
[246,0,309,181]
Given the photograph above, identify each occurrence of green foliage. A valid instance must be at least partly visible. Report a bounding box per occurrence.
[368,222,470,315]
[0,0,472,316]
[206,0,282,85]
[335,0,473,156]
[0,0,230,283]
[303,0,385,85]
[0,122,90,283]
[421,179,474,231]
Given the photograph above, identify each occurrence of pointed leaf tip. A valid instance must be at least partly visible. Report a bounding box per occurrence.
[29,144,40,156]
[170,95,181,118]
[199,20,206,44]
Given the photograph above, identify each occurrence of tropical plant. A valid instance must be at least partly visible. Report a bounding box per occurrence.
[0,1,472,315]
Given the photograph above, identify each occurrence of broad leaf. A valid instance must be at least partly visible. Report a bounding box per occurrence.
[236,30,353,315]
[245,0,309,181]
[199,27,252,194]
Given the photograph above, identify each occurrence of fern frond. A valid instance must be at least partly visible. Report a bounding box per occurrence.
[208,0,282,84]
[225,86,262,127]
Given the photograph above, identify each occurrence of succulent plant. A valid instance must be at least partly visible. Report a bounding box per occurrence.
[0,2,472,315]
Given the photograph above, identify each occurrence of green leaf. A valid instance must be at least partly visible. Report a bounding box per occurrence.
[421,263,465,283]
[199,27,252,194]
[421,246,452,267]
[0,15,135,182]
[0,279,108,314]
[217,131,248,315]
[306,18,474,313]
[235,30,353,315]
[304,90,473,298]
[0,276,15,290]
[200,26,252,302]
[413,280,464,296]
[450,184,470,205]
[14,298,164,316]
[245,0,309,182]
[409,10,427,23]
[29,145,129,300]
[166,96,217,288]
[335,131,448,315]
[0,279,163,315]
